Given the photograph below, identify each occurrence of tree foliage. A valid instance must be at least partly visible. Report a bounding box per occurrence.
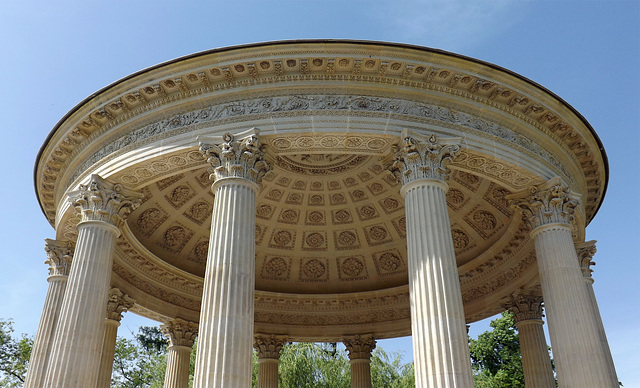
[111,327,168,388]
[0,319,32,388]
[278,342,350,388]
[469,311,525,388]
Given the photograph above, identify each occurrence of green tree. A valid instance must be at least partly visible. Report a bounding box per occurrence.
[276,342,415,388]
[278,342,350,388]
[111,327,168,388]
[370,347,415,388]
[469,311,524,388]
[0,319,32,388]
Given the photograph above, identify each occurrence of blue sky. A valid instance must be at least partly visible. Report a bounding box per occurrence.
[0,0,638,385]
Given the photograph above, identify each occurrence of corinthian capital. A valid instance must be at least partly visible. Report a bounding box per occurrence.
[106,288,135,322]
[343,334,377,360]
[507,177,581,231]
[198,128,271,186]
[575,240,597,279]
[161,319,198,348]
[44,239,74,277]
[254,334,287,360]
[389,132,461,185]
[503,289,544,323]
[68,174,143,227]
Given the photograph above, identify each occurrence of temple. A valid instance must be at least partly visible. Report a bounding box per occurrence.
[31,40,617,387]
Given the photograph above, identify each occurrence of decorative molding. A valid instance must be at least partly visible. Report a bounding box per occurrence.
[390,132,461,184]
[508,177,581,231]
[254,334,287,360]
[462,252,536,303]
[343,334,376,360]
[44,239,74,277]
[161,318,198,347]
[106,288,136,322]
[575,240,597,279]
[67,175,142,227]
[503,288,544,323]
[199,128,271,186]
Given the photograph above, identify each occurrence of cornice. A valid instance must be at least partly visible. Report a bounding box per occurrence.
[35,41,607,228]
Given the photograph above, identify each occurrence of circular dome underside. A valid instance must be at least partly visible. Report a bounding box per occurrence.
[127,153,516,295]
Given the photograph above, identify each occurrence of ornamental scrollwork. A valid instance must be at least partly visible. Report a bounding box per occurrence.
[199,129,271,186]
[160,318,198,347]
[503,289,544,323]
[507,177,581,231]
[390,133,462,185]
[106,288,136,322]
[44,239,74,277]
[68,174,143,227]
[343,334,377,360]
[254,334,287,359]
[575,240,597,279]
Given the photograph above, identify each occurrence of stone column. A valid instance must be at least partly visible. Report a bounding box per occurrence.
[193,129,270,388]
[254,334,287,388]
[390,132,474,387]
[504,290,555,388]
[509,178,618,387]
[43,175,142,388]
[575,241,618,379]
[97,288,135,388]
[344,335,376,388]
[161,319,198,388]
[23,239,74,388]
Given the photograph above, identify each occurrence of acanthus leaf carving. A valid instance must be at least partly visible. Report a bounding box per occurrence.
[507,177,581,231]
[199,128,271,186]
[68,174,143,227]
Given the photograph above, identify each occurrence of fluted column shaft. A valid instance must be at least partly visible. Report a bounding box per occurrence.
[165,345,193,388]
[193,180,257,387]
[533,225,618,387]
[23,240,73,388]
[403,180,474,387]
[349,360,372,388]
[344,335,376,388]
[43,222,119,387]
[97,288,135,388]
[194,130,270,388]
[505,290,555,388]
[516,319,555,388]
[257,359,279,388]
[391,133,473,388]
[43,175,141,388]
[576,241,617,378]
[509,178,618,387]
[162,319,198,388]
[97,319,120,388]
